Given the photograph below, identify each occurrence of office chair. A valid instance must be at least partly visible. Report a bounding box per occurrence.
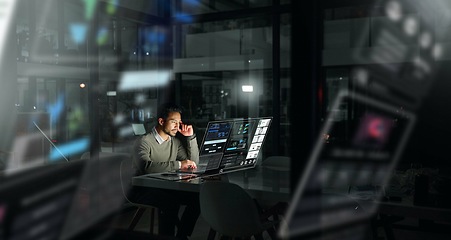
[119,157,161,234]
[79,151,159,233]
[199,181,279,240]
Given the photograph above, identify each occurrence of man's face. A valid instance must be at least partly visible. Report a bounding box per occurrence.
[162,111,181,137]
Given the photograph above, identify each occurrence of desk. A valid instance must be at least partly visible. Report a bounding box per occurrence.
[132,166,290,207]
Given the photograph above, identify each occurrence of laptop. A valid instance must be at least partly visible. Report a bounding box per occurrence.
[149,117,272,180]
[176,153,223,174]
[279,90,416,238]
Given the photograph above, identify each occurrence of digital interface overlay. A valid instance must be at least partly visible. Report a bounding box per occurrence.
[279,90,416,238]
[199,117,272,173]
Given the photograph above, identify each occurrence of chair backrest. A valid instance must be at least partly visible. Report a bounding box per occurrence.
[199,181,266,238]
[80,151,91,159]
[81,151,136,204]
[60,152,129,239]
[120,157,136,204]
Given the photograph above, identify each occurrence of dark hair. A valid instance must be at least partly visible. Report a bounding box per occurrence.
[157,102,183,119]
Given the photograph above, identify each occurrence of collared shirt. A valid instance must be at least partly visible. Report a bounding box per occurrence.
[151,126,180,168]
[152,126,171,144]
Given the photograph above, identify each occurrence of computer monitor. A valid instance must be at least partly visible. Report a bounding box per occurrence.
[198,117,272,175]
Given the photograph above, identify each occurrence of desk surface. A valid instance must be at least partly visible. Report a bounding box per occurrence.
[132,166,290,205]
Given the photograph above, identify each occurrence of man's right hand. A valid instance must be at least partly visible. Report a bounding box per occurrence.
[180,160,197,170]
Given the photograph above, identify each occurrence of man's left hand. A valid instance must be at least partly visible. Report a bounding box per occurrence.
[178,121,194,137]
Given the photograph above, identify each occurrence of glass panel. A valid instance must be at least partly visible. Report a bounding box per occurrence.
[66,80,90,141]
[120,19,140,71]
[280,13,291,156]
[63,0,87,67]
[89,4,167,147]
[323,19,351,49]
[16,78,32,111]
[248,0,272,8]
[140,25,170,69]
[30,0,59,64]
[113,0,160,16]
[325,68,350,121]
[98,18,117,71]
[174,0,272,15]
[179,16,272,59]
[9,0,291,167]
[180,70,270,120]
[97,19,169,145]
[177,15,273,122]
[176,11,291,157]
[180,69,274,158]
[281,14,291,68]
[323,17,370,49]
[14,76,90,162]
[16,0,30,62]
[371,14,418,47]
[323,5,421,50]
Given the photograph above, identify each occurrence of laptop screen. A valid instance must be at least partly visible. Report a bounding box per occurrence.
[198,117,272,175]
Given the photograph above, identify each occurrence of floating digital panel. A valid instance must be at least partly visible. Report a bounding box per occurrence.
[279,90,416,238]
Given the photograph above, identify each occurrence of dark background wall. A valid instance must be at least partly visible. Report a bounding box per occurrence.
[401,61,451,170]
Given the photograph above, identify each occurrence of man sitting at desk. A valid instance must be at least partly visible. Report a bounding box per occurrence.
[130,103,200,240]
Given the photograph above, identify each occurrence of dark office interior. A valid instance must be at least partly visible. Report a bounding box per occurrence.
[1,0,451,239]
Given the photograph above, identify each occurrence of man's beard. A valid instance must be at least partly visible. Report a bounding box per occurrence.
[164,128,177,137]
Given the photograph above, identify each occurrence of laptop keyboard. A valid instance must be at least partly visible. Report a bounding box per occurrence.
[177,154,222,174]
